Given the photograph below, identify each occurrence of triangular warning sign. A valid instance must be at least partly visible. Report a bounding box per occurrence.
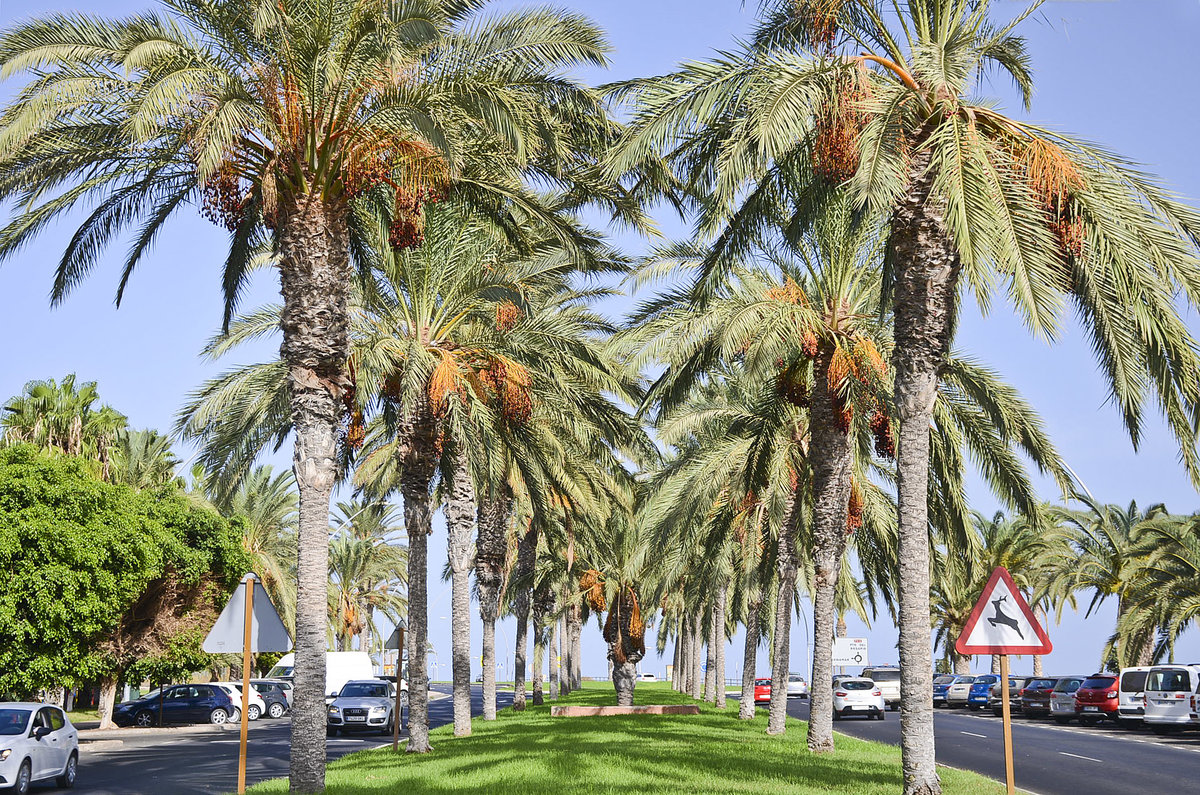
[203,575,293,654]
[955,566,1052,655]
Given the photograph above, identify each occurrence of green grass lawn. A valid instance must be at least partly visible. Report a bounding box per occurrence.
[247,682,1004,794]
[66,709,99,724]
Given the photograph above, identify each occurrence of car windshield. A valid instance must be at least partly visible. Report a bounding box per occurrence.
[973,677,996,685]
[934,676,956,685]
[136,689,162,702]
[788,676,804,682]
[1147,669,1192,692]
[340,683,389,698]
[1081,677,1116,690]
[841,681,873,691]
[1029,679,1056,690]
[0,709,30,735]
[869,670,901,682]
[954,676,976,684]
[1120,671,1148,691]
[1054,678,1083,692]
[755,679,771,686]
[267,665,294,679]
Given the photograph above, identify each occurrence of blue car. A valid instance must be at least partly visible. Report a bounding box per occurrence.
[932,675,956,708]
[967,674,1000,710]
[113,684,235,728]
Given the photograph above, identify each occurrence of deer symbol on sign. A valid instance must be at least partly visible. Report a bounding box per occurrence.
[987,596,1023,640]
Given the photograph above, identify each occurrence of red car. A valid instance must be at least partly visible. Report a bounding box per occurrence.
[1074,673,1119,725]
[754,678,772,703]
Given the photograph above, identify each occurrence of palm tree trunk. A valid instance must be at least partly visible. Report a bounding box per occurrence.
[445,449,476,736]
[689,609,703,699]
[549,611,560,699]
[569,612,582,690]
[768,485,803,735]
[512,522,537,710]
[559,614,571,696]
[681,619,692,693]
[96,675,118,730]
[739,599,760,720]
[702,614,716,702]
[806,341,855,752]
[532,602,545,706]
[672,627,683,691]
[1136,631,1157,666]
[714,583,728,709]
[953,653,971,676]
[612,658,638,706]
[991,655,1001,674]
[279,195,352,794]
[891,145,961,795]
[475,489,510,720]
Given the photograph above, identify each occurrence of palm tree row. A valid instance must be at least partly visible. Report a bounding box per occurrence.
[4,1,1200,793]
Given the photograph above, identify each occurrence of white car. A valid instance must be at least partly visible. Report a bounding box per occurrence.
[861,667,900,710]
[945,675,977,708]
[1116,666,1152,724]
[786,674,809,698]
[1144,664,1200,733]
[637,673,657,682]
[1050,676,1085,723]
[832,678,885,720]
[0,703,78,795]
[212,682,267,721]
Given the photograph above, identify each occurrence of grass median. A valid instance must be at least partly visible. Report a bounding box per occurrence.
[246,682,1004,794]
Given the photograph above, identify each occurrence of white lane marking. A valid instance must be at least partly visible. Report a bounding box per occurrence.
[960,731,987,738]
[1058,751,1102,763]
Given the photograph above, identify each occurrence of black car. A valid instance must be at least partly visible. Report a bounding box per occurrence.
[1018,677,1060,717]
[989,676,1035,716]
[113,685,235,728]
[250,680,291,719]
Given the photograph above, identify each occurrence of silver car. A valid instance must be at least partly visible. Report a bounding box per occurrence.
[0,703,78,795]
[945,675,977,708]
[327,680,396,735]
[787,674,809,699]
[1050,676,1085,724]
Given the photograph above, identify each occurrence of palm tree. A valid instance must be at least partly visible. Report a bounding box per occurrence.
[1,0,624,782]
[109,429,181,490]
[328,500,407,653]
[1115,514,1200,664]
[1,375,127,477]
[609,3,1200,786]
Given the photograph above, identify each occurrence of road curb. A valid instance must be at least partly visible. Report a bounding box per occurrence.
[78,722,247,741]
[79,740,124,752]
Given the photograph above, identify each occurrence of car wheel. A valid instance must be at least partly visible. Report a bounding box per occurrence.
[12,758,31,795]
[380,719,393,736]
[1079,717,1097,727]
[1053,716,1069,725]
[247,705,261,721]
[56,751,78,789]
[967,704,980,711]
[876,711,885,721]
[134,710,155,728]
[268,702,286,719]
[209,708,229,725]
[832,709,841,721]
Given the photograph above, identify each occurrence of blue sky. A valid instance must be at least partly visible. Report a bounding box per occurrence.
[2,0,1199,680]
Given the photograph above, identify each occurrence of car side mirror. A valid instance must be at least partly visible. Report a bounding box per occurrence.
[32,726,51,739]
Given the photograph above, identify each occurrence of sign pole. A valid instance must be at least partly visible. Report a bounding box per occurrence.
[1000,654,1014,795]
[238,574,254,794]
[393,627,405,752]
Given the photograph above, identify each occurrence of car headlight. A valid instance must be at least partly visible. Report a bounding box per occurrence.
[0,749,10,762]
[369,706,387,716]
[328,706,339,714]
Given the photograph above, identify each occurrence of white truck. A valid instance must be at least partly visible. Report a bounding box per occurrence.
[267,652,375,702]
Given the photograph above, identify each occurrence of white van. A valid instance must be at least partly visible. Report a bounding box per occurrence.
[1116,666,1152,724]
[267,652,376,702]
[860,667,900,710]
[1143,664,1200,733]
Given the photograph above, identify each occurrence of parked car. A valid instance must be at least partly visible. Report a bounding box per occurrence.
[1050,676,1086,723]
[211,682,267,721]
[832,678,885,721]
[966,675,1000,711]
[250,680,292,719]
[1116,666,1152,725]
[932,675,957,708]
[1019,677,1060,717]
[753,678,772,704]
[327,680,396,736]
[989,676,1035,716]
[1074,673,1119,725]
[861,667,900,710]
[0,704,78,795]
[945,675,977,708]
[113,684,235,727]
[1144,664,1200,734]
[637,673,657,682]
[787,674,809,699]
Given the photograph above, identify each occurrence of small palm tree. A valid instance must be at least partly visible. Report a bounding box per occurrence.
[2,375,127,477]
[328,500,406,653]
[109,429,181,490]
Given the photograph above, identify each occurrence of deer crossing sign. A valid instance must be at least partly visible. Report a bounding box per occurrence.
[955,567,1052,656]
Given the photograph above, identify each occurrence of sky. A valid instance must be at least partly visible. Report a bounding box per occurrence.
[2,0,1199,683]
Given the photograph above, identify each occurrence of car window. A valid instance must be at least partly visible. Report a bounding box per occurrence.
[1029,679,1056,690]
[868,669,900,681]
[934,675,956,685]
[755,679,771,686]
[1054,678,1083,692]
[1120,671,1148,691]
[1081,676,1116,690]
[954,676,976,684]
[46,708,65,731]
[841,680,873,691]
[0,709,30,736]
[1147,669,1192,692]
[339,683,390,698]
[31,709,51,730]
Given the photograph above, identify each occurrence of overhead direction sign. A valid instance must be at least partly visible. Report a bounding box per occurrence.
[832,637,869,666]
[203,576,292,653]
[955,567,1051,656]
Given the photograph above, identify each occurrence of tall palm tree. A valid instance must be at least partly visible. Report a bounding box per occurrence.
[0,0,624,783]
[609,3,1200,786]
[1,375,127,477]
[1115,514,1200,664]
[329,500,406,654]
[109,429,181,490]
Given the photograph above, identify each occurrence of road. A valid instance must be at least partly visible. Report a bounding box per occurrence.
[66,685,513,795]
[786,698,1200,794]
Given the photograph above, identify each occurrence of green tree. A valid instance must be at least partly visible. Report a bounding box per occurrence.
[328,500,406,654]
[0,0,624,780]
[109,428,181,490]
[2,375,127,478]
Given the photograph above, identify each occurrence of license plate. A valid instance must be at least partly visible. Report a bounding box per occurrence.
[1083,706,1099,712]
[850,705,869,710]
[346,716,366,722]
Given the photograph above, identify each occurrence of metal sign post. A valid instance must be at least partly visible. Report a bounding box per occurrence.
[955,567,1052,795]
[385,621,407,753]
[204,573,292,795]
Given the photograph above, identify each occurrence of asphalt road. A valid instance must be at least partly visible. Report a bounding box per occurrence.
[65,686,513,795]
[786,698,1200,794]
